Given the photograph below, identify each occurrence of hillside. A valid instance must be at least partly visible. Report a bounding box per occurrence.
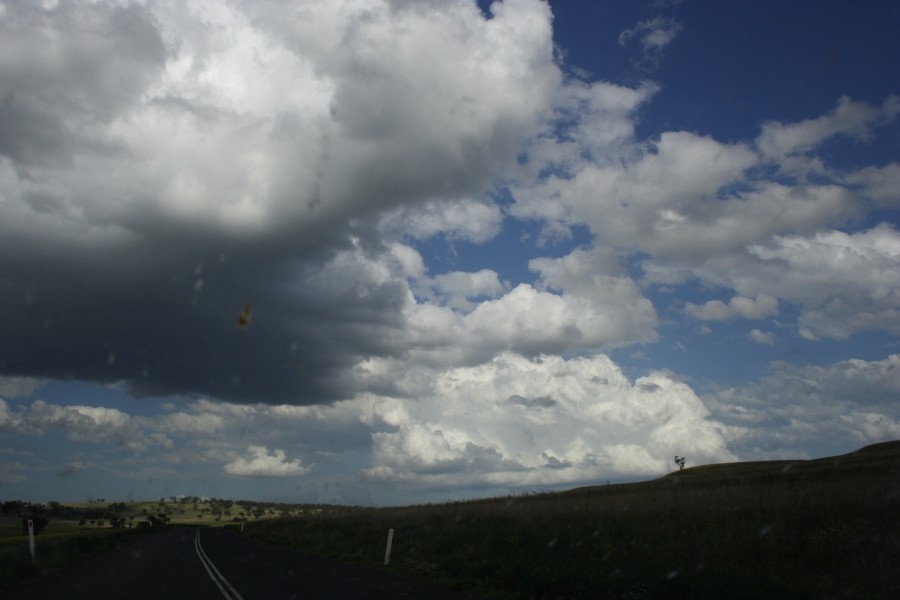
[242,440,900,599]
[565,439,900,496]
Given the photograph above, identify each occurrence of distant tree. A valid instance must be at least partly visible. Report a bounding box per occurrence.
[674,455,687,471]
[109,516,126,529]
[1,500,24,514]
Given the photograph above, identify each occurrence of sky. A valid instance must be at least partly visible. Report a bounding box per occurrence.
[1,0,899,506]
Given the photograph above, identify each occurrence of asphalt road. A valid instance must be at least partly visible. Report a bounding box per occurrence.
[6,527,480,599]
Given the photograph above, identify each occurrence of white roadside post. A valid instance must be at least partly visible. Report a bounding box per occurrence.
[384,528,394,566]
[241,520,245,533]
[27,519,36,563]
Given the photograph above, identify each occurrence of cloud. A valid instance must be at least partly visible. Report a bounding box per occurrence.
[0,399,169,452]
[513,131,761,260]
[707,355,900,459]
[741,225,900,339]
[0,0,560,405]
[757,95,900,160]
[380,199,503,244]
[224,445,311,477]
[431,269,507,311]
[618,17,683,68]
[513,94,899,341]
[0,377,46,399]
[747,329,776,345]
[846,162,900,208]
[363,352,735,490]
[686,295,778,321]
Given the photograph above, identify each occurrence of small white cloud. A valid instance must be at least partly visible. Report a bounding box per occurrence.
[431,269,506,311]
[757,95,899,160]
[224,445,311,478]
[686,295,779,321]
[618,17,683,68]
[0,376,45,398]
[384,199,503,244]
[748,329,776,345]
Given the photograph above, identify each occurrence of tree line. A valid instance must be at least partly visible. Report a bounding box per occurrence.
[0,497,351,535]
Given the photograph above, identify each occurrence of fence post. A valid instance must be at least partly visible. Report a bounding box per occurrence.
[384,528,394,565]
[28,519,36,563]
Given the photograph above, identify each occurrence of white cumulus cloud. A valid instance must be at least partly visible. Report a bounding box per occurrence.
[224,445,311,478]
[686,295,779,321]
[363,352,735,490]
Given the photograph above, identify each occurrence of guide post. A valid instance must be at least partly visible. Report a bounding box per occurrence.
[28,519,35,563]
[384,528,394,565]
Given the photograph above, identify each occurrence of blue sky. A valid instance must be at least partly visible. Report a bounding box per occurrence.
[1,0,898,506]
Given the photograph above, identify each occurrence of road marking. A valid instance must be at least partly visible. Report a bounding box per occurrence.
[195,529,246,600]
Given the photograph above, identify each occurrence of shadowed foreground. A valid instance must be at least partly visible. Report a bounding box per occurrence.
[4,526,478,599]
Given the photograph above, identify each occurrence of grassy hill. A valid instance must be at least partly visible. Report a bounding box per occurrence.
[242,441,900,599]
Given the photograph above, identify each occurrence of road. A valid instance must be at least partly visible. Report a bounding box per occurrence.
[6,527,479,599]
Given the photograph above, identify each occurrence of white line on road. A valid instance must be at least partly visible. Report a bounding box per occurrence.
[195,529,246,600]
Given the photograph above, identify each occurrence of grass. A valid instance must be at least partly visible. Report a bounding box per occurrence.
[0,524,154,588]
[242,441,900,599]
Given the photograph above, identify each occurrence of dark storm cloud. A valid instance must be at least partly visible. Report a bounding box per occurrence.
[0,236,411,404]
[0,0,558,405]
